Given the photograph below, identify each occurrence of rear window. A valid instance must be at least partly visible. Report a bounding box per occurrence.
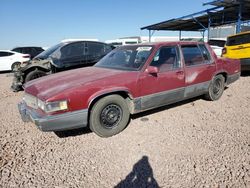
[226,33,250,46]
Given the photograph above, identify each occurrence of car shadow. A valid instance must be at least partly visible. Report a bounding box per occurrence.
[241,71,250,77]
[54,127,92,138]
[0,71,12,74]
[115,156,159,188]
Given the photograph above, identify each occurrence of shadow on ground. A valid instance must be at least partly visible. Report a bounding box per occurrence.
[241,71,250,77]
[54,127,92,138]
[115,156,159,188]
[0,71,12,76]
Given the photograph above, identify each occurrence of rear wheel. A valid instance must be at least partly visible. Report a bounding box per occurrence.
[25,70,47,83]
[205,74,225,101]
[89,95,130,137]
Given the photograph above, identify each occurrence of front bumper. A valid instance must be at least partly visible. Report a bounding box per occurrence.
[11,71,24,91]
[241,58,250,71]
[18,102,88,132]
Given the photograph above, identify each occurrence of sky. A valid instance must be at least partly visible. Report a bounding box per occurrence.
[0,0,213,49]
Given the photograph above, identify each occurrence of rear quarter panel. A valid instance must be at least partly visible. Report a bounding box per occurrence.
[206,44,240,76]
[216,57,241,75]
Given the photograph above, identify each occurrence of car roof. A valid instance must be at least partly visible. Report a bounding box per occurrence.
[61,39,99,42]
[227,31,250,38]
[119,41,206,47]
[12,46,43,49]
[62,40,109,45]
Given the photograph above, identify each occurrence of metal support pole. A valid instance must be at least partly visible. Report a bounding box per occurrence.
[149,30,151,42]
[179,30,182,41]
[236,0,243,33]
[202,31,205,41]
[207,15,211,41]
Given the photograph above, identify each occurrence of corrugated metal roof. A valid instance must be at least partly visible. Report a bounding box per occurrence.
[141,0,250,31]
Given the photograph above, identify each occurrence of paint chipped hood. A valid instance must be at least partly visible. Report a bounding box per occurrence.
[24,67,137,100]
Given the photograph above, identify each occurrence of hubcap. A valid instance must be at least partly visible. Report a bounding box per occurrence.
[100,104,122,129]
[213,78,222,95]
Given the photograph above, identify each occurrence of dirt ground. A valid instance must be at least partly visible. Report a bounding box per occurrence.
[0,72,249,188]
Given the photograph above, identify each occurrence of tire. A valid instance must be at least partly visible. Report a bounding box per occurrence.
[25,69,47,83]
[11,62,21,71]
[205,74,225,101]
[89,94,130,137]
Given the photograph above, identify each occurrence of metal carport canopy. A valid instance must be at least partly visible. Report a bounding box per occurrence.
[141,0,250,32]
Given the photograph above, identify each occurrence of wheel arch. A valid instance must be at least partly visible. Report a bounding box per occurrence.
[88,90,135,114]
[214,71,228,84]
[23,66,50,79]
[11,61,21,70]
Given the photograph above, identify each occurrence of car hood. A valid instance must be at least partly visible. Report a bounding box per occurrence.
[24,67,137,100]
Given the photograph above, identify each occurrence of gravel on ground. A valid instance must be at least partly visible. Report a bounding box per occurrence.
[0,72,249,188]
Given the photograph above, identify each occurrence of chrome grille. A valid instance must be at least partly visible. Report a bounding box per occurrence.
[24,93,38,109]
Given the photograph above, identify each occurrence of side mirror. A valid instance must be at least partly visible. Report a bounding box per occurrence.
[146,66,159,75]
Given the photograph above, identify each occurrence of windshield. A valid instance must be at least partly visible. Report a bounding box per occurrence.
[95,45,153,71]
[34,43,65,60]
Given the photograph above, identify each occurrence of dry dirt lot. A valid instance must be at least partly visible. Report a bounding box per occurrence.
[0,72,249,188]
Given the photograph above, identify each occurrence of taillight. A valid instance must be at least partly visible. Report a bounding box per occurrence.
[23,55,30,58]
[222,47,227,55]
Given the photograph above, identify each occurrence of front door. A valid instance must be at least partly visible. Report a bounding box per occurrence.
[138,45,185,111]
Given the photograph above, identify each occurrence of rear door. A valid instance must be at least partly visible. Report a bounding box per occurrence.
[180,44,216,98]
[139,45,185,110]
[60,42,85,69]
[85,42,112,65]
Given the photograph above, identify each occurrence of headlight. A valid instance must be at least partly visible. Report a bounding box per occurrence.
[45,100,68,113]
[37,99,45,111]
[37,99,68,113]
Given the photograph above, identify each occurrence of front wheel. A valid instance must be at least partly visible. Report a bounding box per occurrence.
[89,95,130,137]
[205,74,225,101]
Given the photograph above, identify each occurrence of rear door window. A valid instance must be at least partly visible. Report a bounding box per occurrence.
[198,44,212,63]
[12,48,22,53]
[61,42,84,59]
[23,48,31,54]
[181,45,204,66]
[87,42,105,57]
[226,33,250,46]
[0,52,12,57]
